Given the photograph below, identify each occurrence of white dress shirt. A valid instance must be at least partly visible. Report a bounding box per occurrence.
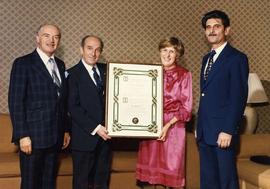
[36,47,62,83]
[81,59,101,86]
[204,42,227,75]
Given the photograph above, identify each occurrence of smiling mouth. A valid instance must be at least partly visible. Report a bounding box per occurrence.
[163,57,170,60]
[164,60,172,63]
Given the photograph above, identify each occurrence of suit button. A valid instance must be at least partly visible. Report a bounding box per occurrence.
[201,93,205,96]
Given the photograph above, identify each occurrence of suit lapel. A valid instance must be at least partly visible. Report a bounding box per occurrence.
[31,50,54,83]
[32,50,67,98]
[78,61,100,93]
[202,44,231,90]
[97,63,106,84]
[200,55,208,90]
[55,58,66,87]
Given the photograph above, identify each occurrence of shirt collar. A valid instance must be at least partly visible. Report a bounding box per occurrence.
[81,59,100,74]
[82,59,95,70]
[212,42,227,57]
[36,47,55,64]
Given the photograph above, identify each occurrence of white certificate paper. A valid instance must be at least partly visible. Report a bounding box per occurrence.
[106,62,163,138]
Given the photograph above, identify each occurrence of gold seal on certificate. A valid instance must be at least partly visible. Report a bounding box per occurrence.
[132,117,139,124]
[105,62,163,138]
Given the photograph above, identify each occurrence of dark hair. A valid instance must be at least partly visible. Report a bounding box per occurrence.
[201,10,230,29]
[80,35,104,52]
[158,37,185,59]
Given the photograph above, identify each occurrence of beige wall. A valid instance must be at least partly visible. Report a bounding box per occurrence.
[1,0,269,132]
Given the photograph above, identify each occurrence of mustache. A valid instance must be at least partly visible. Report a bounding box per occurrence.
[208,33,217,36]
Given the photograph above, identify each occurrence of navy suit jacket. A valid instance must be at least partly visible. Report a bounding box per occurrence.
[196,44,249,145]
[8,50,68,149]
[67,61,106,151]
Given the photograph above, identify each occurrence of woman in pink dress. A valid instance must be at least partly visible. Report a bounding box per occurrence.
[136,37,192,189]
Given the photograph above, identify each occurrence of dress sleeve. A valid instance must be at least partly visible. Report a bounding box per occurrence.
[172,72,193,122]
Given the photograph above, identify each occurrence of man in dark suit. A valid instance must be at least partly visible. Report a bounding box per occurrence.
[68,35,111,189]
[196,10,249,189]
[8,24,70,189]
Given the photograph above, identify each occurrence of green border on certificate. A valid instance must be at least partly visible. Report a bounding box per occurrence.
[106,62,163,138]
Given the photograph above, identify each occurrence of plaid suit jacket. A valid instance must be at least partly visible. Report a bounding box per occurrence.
[8,50,69,149]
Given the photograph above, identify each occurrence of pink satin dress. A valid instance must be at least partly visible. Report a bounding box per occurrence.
[136,66,192,188]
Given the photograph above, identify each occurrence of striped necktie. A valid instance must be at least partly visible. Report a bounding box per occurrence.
[48,58,61,87]
[92,66,103,94]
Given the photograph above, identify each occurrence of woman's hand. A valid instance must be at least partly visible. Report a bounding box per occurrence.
[157,117,177,141]
[157,124,170,141]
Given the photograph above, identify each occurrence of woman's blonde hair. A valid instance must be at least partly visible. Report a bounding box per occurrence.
[158,37,185,63]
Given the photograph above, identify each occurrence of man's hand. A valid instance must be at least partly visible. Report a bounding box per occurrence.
[96,126,111,141]
[62,132,71,149]
[217,132,232,148]
[19,137,32,155]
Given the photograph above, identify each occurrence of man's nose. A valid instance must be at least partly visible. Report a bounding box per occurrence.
[91,50,96,56]
[210,27,215,34]
[50,37,55,43]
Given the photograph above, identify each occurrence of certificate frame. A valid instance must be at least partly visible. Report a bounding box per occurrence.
[105,62,163,138]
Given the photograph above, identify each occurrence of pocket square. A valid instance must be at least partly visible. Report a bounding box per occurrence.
[65,71,69,78]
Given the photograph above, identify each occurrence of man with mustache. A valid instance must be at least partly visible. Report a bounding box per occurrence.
[8,24,70,189]
[196,10,249,189]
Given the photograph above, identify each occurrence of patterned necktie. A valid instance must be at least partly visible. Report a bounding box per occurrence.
[92,66,103,94]
[48,58,61,97]
[48,58,61,87]
[204,50,216,80]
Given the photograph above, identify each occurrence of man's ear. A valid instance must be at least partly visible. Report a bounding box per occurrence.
[36,35,40,44]
[225,26,230,36]
[80,47,83,55]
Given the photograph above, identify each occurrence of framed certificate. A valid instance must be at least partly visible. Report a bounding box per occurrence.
[106,62,163,138]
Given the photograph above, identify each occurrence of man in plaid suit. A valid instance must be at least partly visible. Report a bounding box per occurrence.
[8,24,70,189]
